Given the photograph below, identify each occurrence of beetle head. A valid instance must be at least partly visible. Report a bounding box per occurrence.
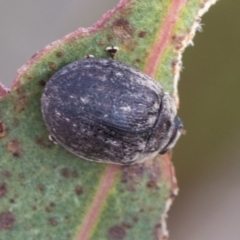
[159,116,183,154]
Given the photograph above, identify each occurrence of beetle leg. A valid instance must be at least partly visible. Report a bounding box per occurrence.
[85,54,95,59]
[106,46,119,59]
[48,135,58,145]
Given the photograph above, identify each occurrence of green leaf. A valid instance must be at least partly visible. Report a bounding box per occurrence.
[0,0,217,239]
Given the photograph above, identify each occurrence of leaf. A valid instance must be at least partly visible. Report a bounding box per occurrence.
[0,0,217,239]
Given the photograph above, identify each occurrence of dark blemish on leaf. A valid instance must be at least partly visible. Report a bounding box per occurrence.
[38,80,46,87]
[49,202,55,208]
[132,216,138,222]
[61,168,70,178]
[172,34,186,51]
[49,62,57,71]
[72,170,78,178]
[31,52,38,60]
[108,225,126,240]
[49,218,58,226]
[16,86,25,96]
[56,51,64,58]
[146,180,158,189]
[139,208,144,213]
[138,31,147,38]
[0,183,7,198]
[153,223,162,240]
[45,202,56,213]
[32,206,37,211]
[0,211,15,230]
[9,199,15,204]
[2,171,11,179]
[35,137,45,148]
[15,96,28,113]
[37,183,45,193]
[0,121,7,138]
[35,137,52,149]
[171,59,178,68]
[121,222,132,229]
[27,75,33,81]
[135,59,141,63]
[112,18,134,39]
[6,139,24,157]
[75,186,83,196]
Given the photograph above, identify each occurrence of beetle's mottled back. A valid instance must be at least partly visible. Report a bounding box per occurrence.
[41,58,182,164]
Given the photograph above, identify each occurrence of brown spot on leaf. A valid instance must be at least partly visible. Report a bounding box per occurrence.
[56,51,64,58]
[38,80,46,87]
[49,62,57,71]
[7,139,24,157]
[112,18,134,39]
[35,137,52,149]
[75,186,83,196]
[0,211,15,230]
[31,52,38,60]
[16,86,25,96]
[132,216,138,222]
[139,208,144,213]
[0,121,7,138]
[49,218,58,226]
[2,171,11,179]
[0,183,7,198]
[45,202,56,213]
[138,31,147,38]
[49,202,55,208]
[108,225,126,240]
[61,168,70,178]
[37,183,45,193]
[146,180,158,189]
[9,199,15,204]
[172,34,186,51]
[15,96,28,113]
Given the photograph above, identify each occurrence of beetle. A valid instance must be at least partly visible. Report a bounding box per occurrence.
[41,47,183,165]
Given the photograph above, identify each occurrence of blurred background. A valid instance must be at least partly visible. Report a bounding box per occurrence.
[0,1,239,239]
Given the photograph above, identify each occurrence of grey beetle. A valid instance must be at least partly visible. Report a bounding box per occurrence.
[41,51,183,165]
